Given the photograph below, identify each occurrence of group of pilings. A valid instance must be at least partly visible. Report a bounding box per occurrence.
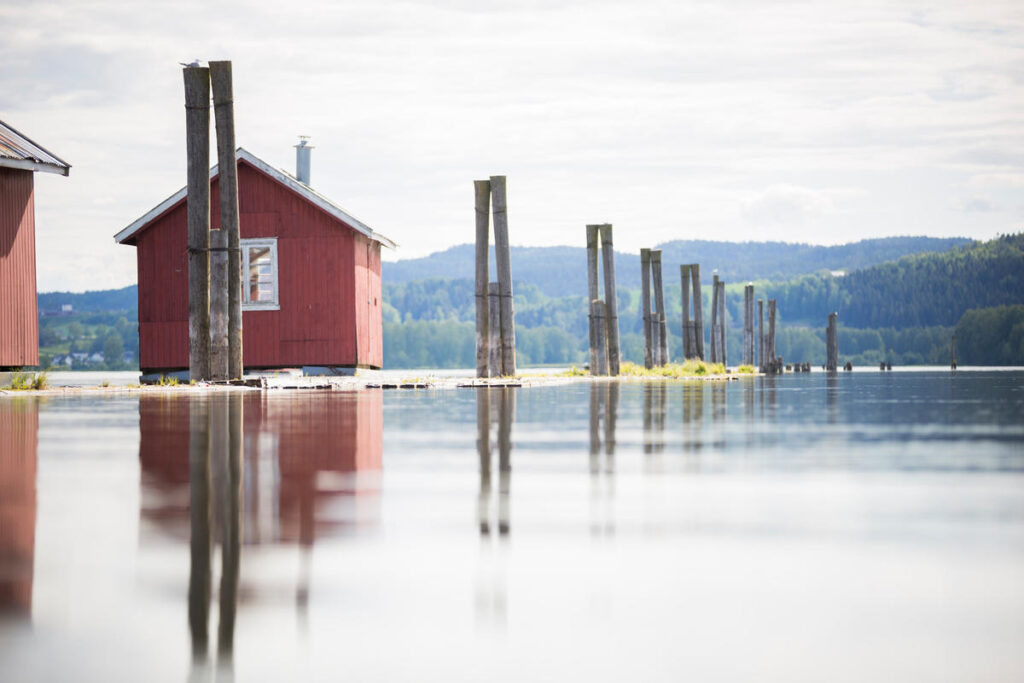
[586,224,621,376]
[679,264,704,360]
[184,62,243,382]
[640,249,668,368]
[475,177,516,378]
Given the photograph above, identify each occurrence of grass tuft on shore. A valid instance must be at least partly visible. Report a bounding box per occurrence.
[619,360,727,377]
[5,372,48,390]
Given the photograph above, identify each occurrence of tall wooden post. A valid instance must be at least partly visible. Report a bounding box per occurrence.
[743,284,753,366]
[488,282,501,377]
[209,227,228,380]
[640,249,653,368]
[951,334,957,370]
[599,224,620,376]
[490,176,515,376]
[691,264,704,361]
[717,280,727,367]
[758,299,765,373]
[680,265,692,359]
[210,61,242,380]
[474,180,491,378]
[586,225,600,375]
[826,311,838,372]
[652,250,667,366]
[709,272,719,363]
[768,299,777,371]
[184,66,211,382]
[591,300,608,375]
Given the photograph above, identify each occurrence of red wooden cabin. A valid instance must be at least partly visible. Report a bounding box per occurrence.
[0,121,70,369]
[115,147,395,377]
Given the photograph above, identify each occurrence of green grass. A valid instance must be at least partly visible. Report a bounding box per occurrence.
[5,372,48,390]
[618,360,727,377]
[155,375,180,386]
[736,365,756,374]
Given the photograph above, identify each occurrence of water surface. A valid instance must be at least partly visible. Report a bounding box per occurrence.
[2,371,1023,681]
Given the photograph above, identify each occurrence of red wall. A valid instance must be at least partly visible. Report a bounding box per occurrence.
[132,161,383,371]
[0,168,38,367]
[0,398,38,616]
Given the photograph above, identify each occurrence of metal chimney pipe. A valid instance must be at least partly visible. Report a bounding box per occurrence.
[295,136,312,185]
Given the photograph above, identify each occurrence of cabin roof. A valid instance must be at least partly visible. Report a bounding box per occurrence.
[0,119,71,176]
[113,147,396,248]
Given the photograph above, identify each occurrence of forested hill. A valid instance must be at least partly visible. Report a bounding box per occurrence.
[762,233,1024,327]
[38,285,137,313]
[383,236,971,297]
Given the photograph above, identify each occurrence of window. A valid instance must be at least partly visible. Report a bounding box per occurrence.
[241,238,279,310]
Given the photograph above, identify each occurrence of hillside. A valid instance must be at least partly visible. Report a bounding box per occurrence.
[383,236,971,297]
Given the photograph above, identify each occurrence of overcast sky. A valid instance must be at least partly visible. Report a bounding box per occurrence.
[2,0,1022,292]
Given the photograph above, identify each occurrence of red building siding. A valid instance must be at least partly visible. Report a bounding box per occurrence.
[131,160,383,372]
[0,168,38,367]
[0,398,38,616]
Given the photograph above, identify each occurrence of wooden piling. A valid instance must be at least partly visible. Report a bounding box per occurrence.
[592,299,608,375]
[651,250,667,366]
[680,265,692,359]
[209,227,228,380]
[768,299,777,371]
[490,176,515,376]
[691,264,704,361]
[826,311,838,372]
[758,299,765,372]
[474,180,491,378]
[184,66,211,382]
[717,279,727,367]
[951,334,957,370]
[599,224,620,376]
[709,272,719,363]
[640,248,653,369]
[586,225,600,375]
[488,282,501,377]
[209,61,242,380]
[743,284,753,366]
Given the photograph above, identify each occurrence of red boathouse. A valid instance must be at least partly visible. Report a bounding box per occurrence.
[0,121,70,369]
[114,147,396,376]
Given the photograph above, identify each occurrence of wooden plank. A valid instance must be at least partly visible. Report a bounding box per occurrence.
[184,66,211,381]
[474,180,490,379]
[490,176,516,376]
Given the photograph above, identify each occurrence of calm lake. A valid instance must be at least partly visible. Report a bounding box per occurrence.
[2,371,1023,681]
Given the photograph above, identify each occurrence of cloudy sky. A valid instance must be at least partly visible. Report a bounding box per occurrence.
[2,0,1022,291]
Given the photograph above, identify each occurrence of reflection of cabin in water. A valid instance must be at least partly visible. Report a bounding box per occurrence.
[0,120,70,369]
[0,400,38,617]
[138,393,382,546]
[114,146,396,376]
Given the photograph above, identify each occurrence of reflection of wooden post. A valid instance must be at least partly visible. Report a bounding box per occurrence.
[474,180,491,378]
[497,388,513,536]
[488,283,501,377]
[641,249,652,369]
[184,66,211,382]
[680,265,692,359]
[591,300,607,375]
[210,61,242,380]
[477,388,492,535]
[743,284,753,366]
[589,383,602,474]
[651,250,667,366]
[604,382,618,460]
[188,397,211,660]
[217,395,240,661]
[691,265,704,361]
[599,224,620,376]
[490,176,515,376]
[586,225,600,375]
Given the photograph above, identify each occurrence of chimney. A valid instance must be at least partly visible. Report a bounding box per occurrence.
[295,136,313,185]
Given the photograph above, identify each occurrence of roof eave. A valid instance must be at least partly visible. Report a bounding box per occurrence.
[0,157,71,176]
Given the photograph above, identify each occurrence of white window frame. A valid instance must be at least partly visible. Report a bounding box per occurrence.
[241,238,280,311]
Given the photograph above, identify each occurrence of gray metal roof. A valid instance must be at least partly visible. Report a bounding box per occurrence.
[0,120,71,176]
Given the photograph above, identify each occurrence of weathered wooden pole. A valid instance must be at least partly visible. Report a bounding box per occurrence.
[743,284,753,366]
[768,299,778,371]
[586,225,601,375]
[477,387,491,534]
[709,272,719,363]
[951,334,957,369]
[826,311,838,372]
[474,180,491,378]
[680,265,692,359]
[591,299,608,375]
[209,61,242,380]
[188,396,211,658]
[599,224,620,376]
[488,282,501,377]
[651,250,667,366]
[490,176,515,376]
[691,265,704,361]
[184,66,211,382]
[717,279,727,367]
[758,299,765,372]
[209,227,228,381]
[640,248,653,368]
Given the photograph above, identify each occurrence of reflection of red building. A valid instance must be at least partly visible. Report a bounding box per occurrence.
[138,392,382,546]
[0,399,38,616]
